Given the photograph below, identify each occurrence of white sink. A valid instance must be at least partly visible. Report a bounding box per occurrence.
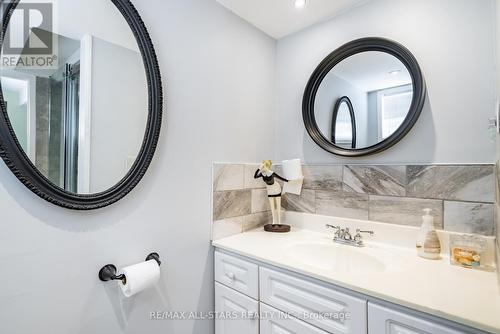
[284,241,387,273]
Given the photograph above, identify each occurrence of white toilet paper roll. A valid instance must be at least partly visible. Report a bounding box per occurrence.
[119,259,160,297]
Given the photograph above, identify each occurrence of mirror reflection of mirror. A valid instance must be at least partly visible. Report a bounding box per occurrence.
[315,51,413,150]
[332,96,356,149]
[0,0,148,195]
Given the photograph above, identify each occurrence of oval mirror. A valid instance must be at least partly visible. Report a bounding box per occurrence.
[331,96,356,149]
[303,37,426,157]
[0,0,162,209]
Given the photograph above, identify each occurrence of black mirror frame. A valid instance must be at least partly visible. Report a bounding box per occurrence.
[331,96,356,149]
[0,0,163,210]
[303,37,426,157]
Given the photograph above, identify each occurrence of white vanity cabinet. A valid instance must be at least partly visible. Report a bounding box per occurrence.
[368,303,467,334]
[214,250,484,334]
[215,251,366,334]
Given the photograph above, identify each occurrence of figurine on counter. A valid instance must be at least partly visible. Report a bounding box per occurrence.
[254,160,288,227]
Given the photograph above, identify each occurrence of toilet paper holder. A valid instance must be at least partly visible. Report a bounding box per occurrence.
[98,252,161,284]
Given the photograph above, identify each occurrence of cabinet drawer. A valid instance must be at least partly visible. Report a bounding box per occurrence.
[215,251,259,299]
[368,303,467,334]
[215,282,259,334]
[260,302,330,334]
[260,267,367,334]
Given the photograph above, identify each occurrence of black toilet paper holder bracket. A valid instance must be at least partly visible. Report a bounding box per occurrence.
[98,252,161,284]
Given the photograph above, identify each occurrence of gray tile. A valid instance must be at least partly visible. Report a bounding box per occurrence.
[369,195,443,228]
[282,189,316,213]
[213,190,251,220]
[213,164,244,191]
[251,189,269,213]
[343,165,406,196]
[244,164,265,189]
[243,211,273,231]
[407,165,495,203]
[316,191,368,220]
[302,165,343,191]
[444,201,494,236]
[212,217,243,240]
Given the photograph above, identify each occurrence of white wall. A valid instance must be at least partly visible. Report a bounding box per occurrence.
[275,0,497,164]
[0,1,276,334]
[3,89,28,151]
[89,37,148,193]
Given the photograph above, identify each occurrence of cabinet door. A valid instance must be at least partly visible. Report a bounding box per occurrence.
[260,267,367,334]
[260,303,330,334]
[368,303,467,334]
[215,282,259,334]
[215,251,259,299]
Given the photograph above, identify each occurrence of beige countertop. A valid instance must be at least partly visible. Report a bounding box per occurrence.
[213,227,500,333]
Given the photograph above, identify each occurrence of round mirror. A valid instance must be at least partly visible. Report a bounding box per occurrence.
[0,0,162,209]
[303,38,426,157]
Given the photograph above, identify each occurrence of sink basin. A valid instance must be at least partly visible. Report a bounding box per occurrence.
[284,241,386,273]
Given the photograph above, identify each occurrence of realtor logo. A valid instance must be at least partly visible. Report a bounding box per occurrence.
[1,1,57,69]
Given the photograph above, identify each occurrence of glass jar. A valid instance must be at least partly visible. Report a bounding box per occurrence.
[449,234,487,269]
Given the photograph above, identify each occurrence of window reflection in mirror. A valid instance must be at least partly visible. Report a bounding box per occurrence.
[315,51,413,150]
[0,0,148,195]
[377,85,412,140]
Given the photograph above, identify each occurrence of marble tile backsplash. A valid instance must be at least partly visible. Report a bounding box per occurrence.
[212,163,497,240]
[406,165,495,202]
[343,165,406,196]
[212,164,272,240]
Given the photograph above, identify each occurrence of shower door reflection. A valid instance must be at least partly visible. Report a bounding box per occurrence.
[63,62,80,193]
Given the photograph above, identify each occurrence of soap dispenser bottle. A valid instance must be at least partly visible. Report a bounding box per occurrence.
[416,208,441,260]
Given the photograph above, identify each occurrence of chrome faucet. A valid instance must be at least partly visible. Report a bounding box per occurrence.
[326,225,374,247]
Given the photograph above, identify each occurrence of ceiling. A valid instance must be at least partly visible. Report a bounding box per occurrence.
[216,0,370,39]
[333,51,412,92]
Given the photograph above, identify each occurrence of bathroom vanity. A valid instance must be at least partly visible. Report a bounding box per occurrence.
[212,214,500,334]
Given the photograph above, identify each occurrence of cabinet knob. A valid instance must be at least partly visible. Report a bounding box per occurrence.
[226,272,235,280]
